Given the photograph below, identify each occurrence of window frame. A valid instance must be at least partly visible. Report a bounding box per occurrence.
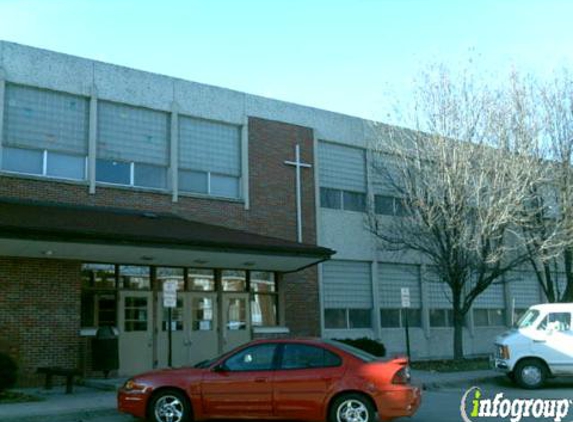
[178,167,241,199]
[2,146,88,181]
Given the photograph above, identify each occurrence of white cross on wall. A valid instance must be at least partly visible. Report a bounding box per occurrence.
[284,144,312,243]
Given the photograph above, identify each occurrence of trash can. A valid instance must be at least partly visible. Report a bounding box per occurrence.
[91,326,119,378]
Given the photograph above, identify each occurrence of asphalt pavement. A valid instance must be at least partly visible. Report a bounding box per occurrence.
[1,370,572,422]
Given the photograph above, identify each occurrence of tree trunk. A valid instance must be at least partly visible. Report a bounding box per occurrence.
[452,289,464,361]
[564,249,573,302]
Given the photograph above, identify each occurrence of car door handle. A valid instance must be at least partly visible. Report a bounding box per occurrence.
[321,376,334,382]
[533,339,546,343]
[254,377,267,383]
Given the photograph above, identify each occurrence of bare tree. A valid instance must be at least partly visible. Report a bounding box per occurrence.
[367,66,540,360]
[519,70,573,302]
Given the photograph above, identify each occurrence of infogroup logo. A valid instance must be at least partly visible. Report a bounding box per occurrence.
[460,387,572,422]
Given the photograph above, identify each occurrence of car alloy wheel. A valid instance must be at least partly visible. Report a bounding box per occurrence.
[151,389,190,422]
[331,394,375,422]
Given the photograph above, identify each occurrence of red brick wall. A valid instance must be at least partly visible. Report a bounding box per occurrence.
[0,116,322,381]
[0,258,81,386]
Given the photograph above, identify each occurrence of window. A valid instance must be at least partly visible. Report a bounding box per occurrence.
[222,270,247,292]
[192,297,214,331]
[538,312,571,332]
[97,101,169,190]
[124,297,148,332]
[324,309,347,329]
[319,187,366,212]
[188,268,215,291]
[375,195,408,217]
[343,191,366,212]
[157,268,185,292]
[250,272,278,327]
[474,309,506,327]
[429,309,454,327]
[161,298,184,331]
[3,147,86,180]
[226,298,247,330]
[3,84,88,180]
[119,266,150,290]
[81,264,117,328]
[380,308,422,328]
[324,308,372,329]
[179,116,241,199]
[349,309,372,328]
[224,344,277,372]
[280,344,341,369]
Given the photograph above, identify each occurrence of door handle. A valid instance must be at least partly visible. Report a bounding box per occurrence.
[254,377,267,383]
[321,376,334,382]
[533,339,546,343]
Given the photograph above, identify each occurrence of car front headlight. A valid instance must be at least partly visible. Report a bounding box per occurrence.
[123,379,151,393]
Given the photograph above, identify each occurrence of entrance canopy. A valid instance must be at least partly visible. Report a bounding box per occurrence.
[0,199,334,272]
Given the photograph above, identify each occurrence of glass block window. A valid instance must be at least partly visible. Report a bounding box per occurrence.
[4,84,88,154]
[318,141,366,192]
[97,101,169,189]
[179,116,241,199]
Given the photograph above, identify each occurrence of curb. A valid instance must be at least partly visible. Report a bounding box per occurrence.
[419,376,501,391]
[0,407,119,422]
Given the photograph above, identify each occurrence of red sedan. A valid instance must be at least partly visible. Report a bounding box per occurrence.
[118,338,421,422]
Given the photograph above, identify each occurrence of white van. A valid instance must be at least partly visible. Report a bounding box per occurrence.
[492,303,573,389]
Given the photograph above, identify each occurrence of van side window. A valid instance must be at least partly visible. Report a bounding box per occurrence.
[537,313,571,332]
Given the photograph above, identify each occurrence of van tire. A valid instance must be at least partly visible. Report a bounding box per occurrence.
[514,359,547,389]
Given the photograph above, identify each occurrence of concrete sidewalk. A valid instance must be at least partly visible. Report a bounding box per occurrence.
[0,370,499,421]
[0,385,118,422]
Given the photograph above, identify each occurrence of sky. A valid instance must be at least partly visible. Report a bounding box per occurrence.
[0,0,572,123]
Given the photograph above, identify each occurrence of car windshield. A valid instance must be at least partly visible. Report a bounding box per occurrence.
[324,340,378,362]
[516,309,540,329]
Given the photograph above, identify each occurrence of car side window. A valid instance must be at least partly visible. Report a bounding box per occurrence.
[538,312,571,332]
[223,343,277,372]
[280,344,342,370]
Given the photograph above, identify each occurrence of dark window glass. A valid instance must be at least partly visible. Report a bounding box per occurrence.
[96,159,130,185]
[320,187,342,209]
[430,309,451,327]
[192,297,214,331]
[380,309,401,327]
[349,309,371,328]
[394,198,409,216]
[325,308,347,329]
[281,344,342,369]
[375,195,395,215]
[3,146,43,175]
[489,309,506,327]
[179,169,208,194]
[343,191,366,212]
[134,163,167,189]
[474,309,489,327]
[224,344,277,371]
[124,297,148,332]
[404,308,422,327]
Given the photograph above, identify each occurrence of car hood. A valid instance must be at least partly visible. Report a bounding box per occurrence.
[132,366,205,384]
